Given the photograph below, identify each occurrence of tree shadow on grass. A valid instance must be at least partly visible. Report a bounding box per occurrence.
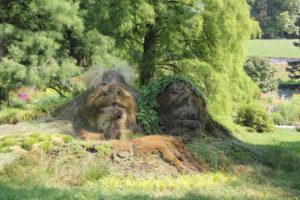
[0,181,223,200]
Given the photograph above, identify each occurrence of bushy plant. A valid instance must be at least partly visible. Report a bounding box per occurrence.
[236,104,275,133]
[271,112,285,125]
[21,137,39,151]
[244,57,278,93]
[32,94,69,112]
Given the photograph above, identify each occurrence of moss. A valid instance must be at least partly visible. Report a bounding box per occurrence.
[137,75,203,134]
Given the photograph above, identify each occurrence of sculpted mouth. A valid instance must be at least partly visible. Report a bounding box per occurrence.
[172,107,198,121]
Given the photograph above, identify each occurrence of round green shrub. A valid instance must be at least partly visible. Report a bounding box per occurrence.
[271,112,285,125]
[236,104,275,133]
[244,56,278,93]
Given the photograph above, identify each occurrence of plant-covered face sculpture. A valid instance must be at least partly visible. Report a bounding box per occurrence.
[157,80,208,138]
[83,77,137,139]
[137,75,230,140]
[54,69,138,140]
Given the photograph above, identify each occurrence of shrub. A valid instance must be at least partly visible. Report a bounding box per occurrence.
[32,94,65,112]
[271,112,285,125]
[244,56,278,93]
[236,104,275,133]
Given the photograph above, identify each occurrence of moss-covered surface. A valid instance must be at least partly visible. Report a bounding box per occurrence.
[137,75,203,134]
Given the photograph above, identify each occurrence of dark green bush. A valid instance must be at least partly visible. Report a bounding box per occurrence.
[244,56,278,93]
[236,104,275,133]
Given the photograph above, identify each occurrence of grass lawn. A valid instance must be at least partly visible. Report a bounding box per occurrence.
[247,40,300,58]
[0,128,300,199]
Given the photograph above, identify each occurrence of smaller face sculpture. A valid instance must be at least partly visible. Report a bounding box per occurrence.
[83,71,137,139]
[157,81,208,138]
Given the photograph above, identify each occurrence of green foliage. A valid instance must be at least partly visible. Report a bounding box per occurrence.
[40,140,54,153]
[0,107,43,125]
[0,0,118,98]
[251,0,299,38]
[62,135,73,144]
[137,75,202,134]
[32,94,70,112]
[244,56,278,93]
[95,144,112,156]
[21,137,39,151]
[0,0,260,119]
[83,0,260,116]
[236,104,275,133]
[273,97,300,125]
[271,112,285,125]
[261,143,300,172]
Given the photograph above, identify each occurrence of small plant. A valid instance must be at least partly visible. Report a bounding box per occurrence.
[96,144,112,156]
[40,140,54,153]
[21,137,39,150]
[62,135,73,143]
[236,104,275,133]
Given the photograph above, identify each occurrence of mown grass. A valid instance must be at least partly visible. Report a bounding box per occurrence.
[0,129,300,199]
[247,39,300,58]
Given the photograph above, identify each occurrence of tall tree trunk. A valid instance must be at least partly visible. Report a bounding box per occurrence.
[66,30,83,67]
[139,24,156,86]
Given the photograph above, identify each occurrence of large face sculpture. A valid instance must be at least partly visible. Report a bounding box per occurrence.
[157,81,209,138]
[82,71,137,140]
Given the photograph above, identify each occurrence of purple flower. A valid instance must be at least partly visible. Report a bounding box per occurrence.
[17,93,30,102]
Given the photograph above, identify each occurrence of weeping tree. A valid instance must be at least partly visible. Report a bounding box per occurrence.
[81,0,260,115]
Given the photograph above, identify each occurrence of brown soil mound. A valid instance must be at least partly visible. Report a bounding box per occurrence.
[109,135,205,173]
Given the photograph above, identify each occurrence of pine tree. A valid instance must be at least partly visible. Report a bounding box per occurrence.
[0,0,116,101]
